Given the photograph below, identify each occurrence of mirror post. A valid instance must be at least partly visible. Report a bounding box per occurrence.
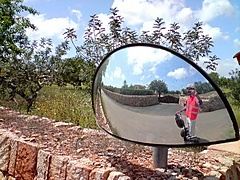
[153,146,168,168]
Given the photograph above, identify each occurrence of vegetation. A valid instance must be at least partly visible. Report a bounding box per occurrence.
[30,85,97,128]
[0,85,98,129]
[0,0,38,57]
[149,80,168,98]
[0,38,70,112]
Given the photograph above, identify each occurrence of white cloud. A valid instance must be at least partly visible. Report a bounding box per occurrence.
[71,9,82,22]
[167,67,189,79]
[97,13,111,33]
[195,0,234,22]
[216,58,238,77]
[176,7,195,28]
[202,24,229,41]
[26,14,78,41]
[113,67,125,80]
[23,0,35,3]
[112,0,185,29]
[235,27,240,32]
[127,46,172,75]
[111,0,235,39]
[234,39,240,48]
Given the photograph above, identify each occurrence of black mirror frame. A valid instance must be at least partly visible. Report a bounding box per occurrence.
[92,42,239,148]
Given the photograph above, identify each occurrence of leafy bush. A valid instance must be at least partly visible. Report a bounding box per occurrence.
[120,88,154,95]
[104,85,120,93]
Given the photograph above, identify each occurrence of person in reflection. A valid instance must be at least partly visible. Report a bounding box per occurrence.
[177,84,202,139]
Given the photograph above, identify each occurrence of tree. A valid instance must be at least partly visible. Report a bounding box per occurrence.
[165,22,183,51]
[182,22,214,64]
[122,80,128,88]
[149,80,168,98]
[208,72,220,85]
[60,57,88,88]
[0,0,38,60]
[0,38,70,112]
[193,81,214,94]
[64,7,218,91]
[229,68,240,105]
[204,55,219,71]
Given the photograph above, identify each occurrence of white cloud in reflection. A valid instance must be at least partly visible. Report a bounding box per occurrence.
[167,67,189,79]
[113,67,125,80]
[127,47,173,75]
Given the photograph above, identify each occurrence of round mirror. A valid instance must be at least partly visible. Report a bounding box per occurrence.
[92,43,239,147]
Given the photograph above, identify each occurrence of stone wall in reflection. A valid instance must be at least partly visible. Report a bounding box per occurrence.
[103,88,158,107]
[179,91,225,112]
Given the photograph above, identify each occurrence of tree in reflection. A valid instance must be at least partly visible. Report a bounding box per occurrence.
[149,80,168,100]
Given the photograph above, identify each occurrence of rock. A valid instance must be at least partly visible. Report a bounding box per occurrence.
[36,150,51,180]
[108,171,128,180]
[66,159,92,180]
[14,140,38,180]
[53,122,74,127]
[48,155,69,180]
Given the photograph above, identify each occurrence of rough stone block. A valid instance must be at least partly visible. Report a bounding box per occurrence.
[89,167,114,180]
[49,155,69,180]
[0,134,10,171]
[8,139,18,176]
[107,171,127,180]
[66,159,91,180]
[15,140,38,180]
[36,149,51,180]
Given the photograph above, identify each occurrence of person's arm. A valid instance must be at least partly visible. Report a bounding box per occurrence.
[176,101,186,114]
[180,106,186,113]
[194,90,202,105]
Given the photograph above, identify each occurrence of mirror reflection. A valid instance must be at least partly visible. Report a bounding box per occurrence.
[93,45,238,146]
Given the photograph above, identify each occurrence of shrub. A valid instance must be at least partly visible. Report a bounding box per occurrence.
[120,88,154,95]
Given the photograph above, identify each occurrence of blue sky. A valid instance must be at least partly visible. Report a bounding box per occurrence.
[23,0,240,79]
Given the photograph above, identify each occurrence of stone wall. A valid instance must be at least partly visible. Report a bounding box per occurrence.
[179,92,225,112]
[103,89,158,107]
[158,95,179,103]
[0,129,125,180]
[0,128,240,179]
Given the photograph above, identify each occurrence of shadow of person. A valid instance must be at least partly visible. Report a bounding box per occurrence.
[184,137,209,145]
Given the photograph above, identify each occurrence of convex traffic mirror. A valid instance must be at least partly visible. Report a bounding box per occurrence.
[92,43,239,147]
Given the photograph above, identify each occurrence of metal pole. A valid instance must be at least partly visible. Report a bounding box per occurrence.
[153,146,168,168]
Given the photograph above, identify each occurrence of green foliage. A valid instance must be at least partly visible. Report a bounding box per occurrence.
[30,85,97,129]
[0,38,70,112]
[208,69,240,106]
[148,79,168,96]
[0,0,38,58]
[222,88,240,127]
[204,55,219,71]
[193,81,214,94]
[104,85,120,93]
[183,22,214,63]
[181,81,214,95]
[229,68,240,106]
[208,72,220,84]
[120,88,154,95]
[60,57,88,88]
[0,85,98,129]
[231,104,240,126]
